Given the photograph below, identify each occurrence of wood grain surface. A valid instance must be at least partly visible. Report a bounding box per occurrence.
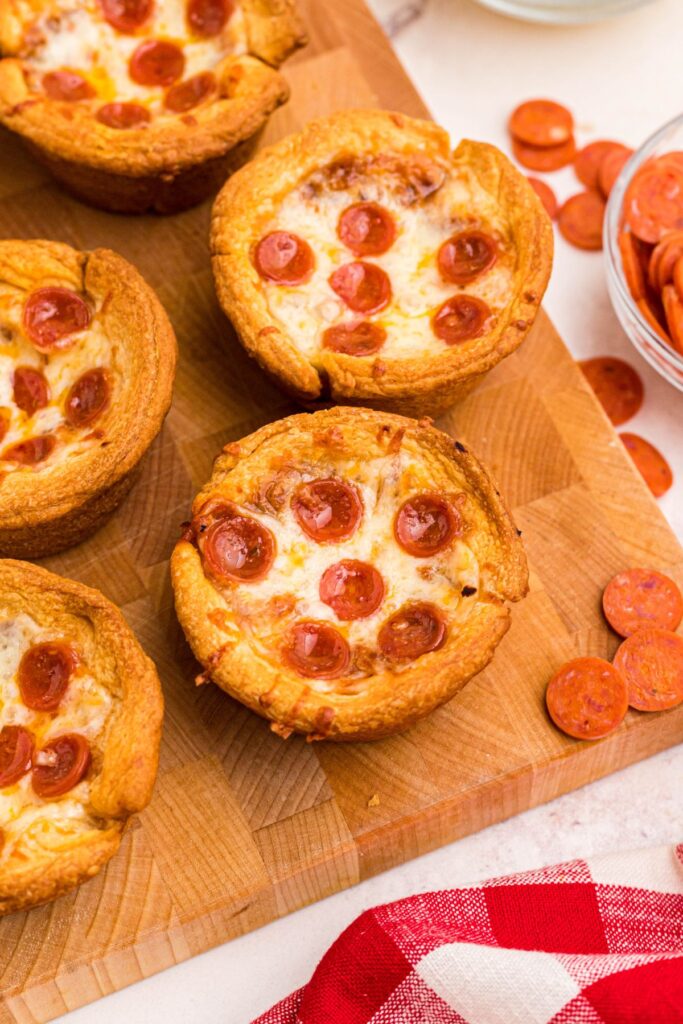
[1,1,682,1020]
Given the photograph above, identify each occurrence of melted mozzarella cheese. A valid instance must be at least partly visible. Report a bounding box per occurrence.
[0,612,113,865]
[22,0,247,110]
[262,166,515,363]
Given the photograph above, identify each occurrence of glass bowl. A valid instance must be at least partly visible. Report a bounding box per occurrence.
[604,112,683,392]
[472,0,657,24]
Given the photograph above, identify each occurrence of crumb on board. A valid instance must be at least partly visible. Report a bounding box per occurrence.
[367,793,380,808]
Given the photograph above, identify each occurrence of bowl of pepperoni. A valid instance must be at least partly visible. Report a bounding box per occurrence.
[605,113,683,391]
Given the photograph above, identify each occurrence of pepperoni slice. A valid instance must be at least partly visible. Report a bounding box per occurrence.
[625,163,683,244]
[0,411,9,446]
[637,295,670,344]
[579,356,643,426]
[13,366,50,417]
[394,493,460,557]
[329,262,391,315]
[675,255,683,303]
[165,71,216,113]
[292,478,362,543]
[322,321,386,356]
[201,504,275,583]
[2,435,56,465]
[432,294,491,344]
[509,99,573,148]
[527,177,558,219]
[18,642,78,712]
[129,40,185,87]
[546,657,628,740]
[378,602,446,661]
[65,368,110,428]
[100,0,153,32]
[648,232,683,292]
[574,141,631,190]
[620,432,672,498]
[512,136,576,173]
[187,0,232,37]
[603,569,683,638]
[337,203,396,257]
[662,283,683,354]
[282,620,350,679]
[32,734,91,799]
[0,726,34,788]
[23,286,90,351]
[597,148,633,199]
[618,230,647,302]
[613,628,683,712]
[319,560,384,621]
[437,230,498,285]
[558,191,605,251]
[254,232,314,286]
[97,102,151,129]
[42,70,96,102]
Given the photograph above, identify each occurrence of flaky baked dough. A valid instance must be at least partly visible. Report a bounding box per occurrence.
[171,406,528,741]
[0,559,163,916]
[211,108,554,418]
[0,1,305,213]
[0,239,177,558]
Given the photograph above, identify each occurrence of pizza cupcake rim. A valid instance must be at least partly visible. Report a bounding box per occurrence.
[210,108,553,417]
[0,559,163,917]
[0,238,176,556]
[171,406,528,742]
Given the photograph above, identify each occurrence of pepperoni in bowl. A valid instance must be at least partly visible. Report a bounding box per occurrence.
[337,203,396,257]
[23,286,91,351]
[378,602,446,661]
[18,641,78,712]
[32,733,91,798]
[292,478,362,542]
[254,231,314,286]
[282,620,350,679]
[0,725,34,788]
[319,559,384,620]
[201,504,275,583]
[394,493,460,557]
[438,230,498,285]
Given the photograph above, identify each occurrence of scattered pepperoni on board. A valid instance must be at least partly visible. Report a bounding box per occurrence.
[613,628,683,711]
[619,432,673,497]
[558,191,606,251]
[527,177,558,219]
[603,568,683,637]
[546,656,628,741]
[578,357,643,426]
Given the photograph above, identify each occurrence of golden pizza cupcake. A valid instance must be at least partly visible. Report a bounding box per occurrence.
[0,0,305,213]
[171,407,528,741]
[0,239,176,558]
[211,108,553,417]
[0,559,163,916]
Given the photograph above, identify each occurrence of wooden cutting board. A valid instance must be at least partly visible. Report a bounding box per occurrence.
[1,2,682,1020]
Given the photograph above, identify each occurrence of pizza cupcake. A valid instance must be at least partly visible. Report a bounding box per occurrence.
[211,108,553,417]
[0,239,176,558]
[0,0,305,213]
[0,559,163,916]
[171,407,528,741]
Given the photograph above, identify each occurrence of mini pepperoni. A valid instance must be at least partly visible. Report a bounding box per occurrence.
[394,493,460,557]
[649,232,683,293]
[337,203,396,257]
[282,620,350,679]
[65,368,110,428]
[378,602,446,661]
[201,504,275,583]
[322,321,386,356]
[42,70,96,102]
[579,356,643,426]
[625,164,683,244]
[187,0,232,36]
[620,432,673,498]
[292,479,362,543]
[512,136,576,173]
[23,286,90,351]
[0,726,34,788]
[432,294,491,344]
[2,435,56,465]
[100,0,154,32]
[558,191,605,251]
[319,560,384,621]
[613,628,683,711]
[527,177,558,219]
[546,657,628,740]
[574,141,631,191]
[130,39,185,87]
[603,568,683,637]
[662,284,683,354]
[329,262,391,315]
[437,230,498,285]
[509,99,573,148]
[97,101,151,128]
[13,366,49,417]
[254,231,314,286]
[598,148,633,198]
[32,734,91,799]
[18,642,78,712]
[618,230,647,302]
[165,71,216,112]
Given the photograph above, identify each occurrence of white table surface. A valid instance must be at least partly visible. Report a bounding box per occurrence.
[58,2,683,1021]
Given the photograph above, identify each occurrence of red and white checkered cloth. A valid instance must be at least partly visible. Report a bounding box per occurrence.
[254,843,683,1023]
